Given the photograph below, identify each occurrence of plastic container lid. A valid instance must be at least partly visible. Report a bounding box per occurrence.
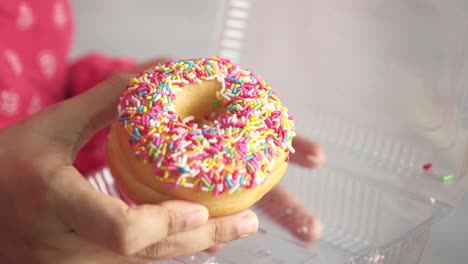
[91,1,468,262]
[214,0,468,263]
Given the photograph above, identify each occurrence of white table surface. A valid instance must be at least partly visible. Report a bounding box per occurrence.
[72,1,468,263]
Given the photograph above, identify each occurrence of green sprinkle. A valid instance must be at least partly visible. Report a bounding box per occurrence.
[156,144,163,153]
[201,177,210,187]
[208,184,215,191]
[442,174,454,184]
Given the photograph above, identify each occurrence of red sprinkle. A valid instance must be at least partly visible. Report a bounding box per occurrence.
[422,163,432,171]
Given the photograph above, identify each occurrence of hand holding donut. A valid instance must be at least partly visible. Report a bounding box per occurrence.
[0,73,259,263]
[109,57,326,243]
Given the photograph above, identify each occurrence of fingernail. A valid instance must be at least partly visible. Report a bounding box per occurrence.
[306,155,325,167]
[312,219,323,239]
[185,208,209,228]
[237,211,259,235]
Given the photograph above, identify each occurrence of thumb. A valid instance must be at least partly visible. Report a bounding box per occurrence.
[30,73,132,159]
[52,166,209,255]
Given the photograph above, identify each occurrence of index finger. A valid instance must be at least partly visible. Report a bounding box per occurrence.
[51,166,209,256]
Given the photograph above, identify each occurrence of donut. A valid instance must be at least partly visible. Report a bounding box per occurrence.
[106,57,296,216]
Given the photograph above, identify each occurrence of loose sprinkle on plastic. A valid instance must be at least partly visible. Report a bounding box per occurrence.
[422,163,432,171]
[442,174,454,184]
[117,57,295,196]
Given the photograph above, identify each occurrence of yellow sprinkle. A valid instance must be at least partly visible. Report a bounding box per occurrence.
[130,78,139,85]
[180,177,187,185]
[164,170,169,179]
[208,160,215,171]
[224,138,235,144]
[148,128,157,135]
[212,63,219,73]
[162,144,167,156]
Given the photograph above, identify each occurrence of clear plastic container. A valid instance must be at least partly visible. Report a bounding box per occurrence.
[89,0,468,263]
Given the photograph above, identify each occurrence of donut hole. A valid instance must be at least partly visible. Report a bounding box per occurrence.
[174,80,227,125]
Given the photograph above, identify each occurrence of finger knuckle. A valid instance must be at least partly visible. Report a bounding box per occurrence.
[140,237,177,259]
[209,219,230,246]
[111,208,137,255]
[165,209,182,235]
[157,204,183,235]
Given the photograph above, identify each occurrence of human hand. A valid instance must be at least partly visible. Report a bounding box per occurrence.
[256,135,326,242]
[0,75,258,263]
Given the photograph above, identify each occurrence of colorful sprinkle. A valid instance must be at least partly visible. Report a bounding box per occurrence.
[117,57,295,196]
[442,174,454,184]
[422,163,432,171]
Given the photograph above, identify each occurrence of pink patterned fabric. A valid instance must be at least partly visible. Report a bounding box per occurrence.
[0,0,134,174]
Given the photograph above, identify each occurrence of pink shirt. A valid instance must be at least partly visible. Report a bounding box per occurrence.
[0,0,134,174]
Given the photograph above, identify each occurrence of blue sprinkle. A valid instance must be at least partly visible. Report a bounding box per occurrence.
[162,108,168,112]
[226,177,234,188]
[264,147,269,154]
[139,91,148,96]
[186,61,194,69]
[226,76,243,84]
[246,155,254,161]
[149,114,155,119]
[239,176,245,185]
[137,105,144,112]
[152,94,158,99]
[232,87,238,94]
[268,91,273,96]
[134,128,141,137]
[178,166,189,173]
[130,136,138,142]
[169,143,174,150]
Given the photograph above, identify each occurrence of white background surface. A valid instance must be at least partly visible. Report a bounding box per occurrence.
[72,1,468,263]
